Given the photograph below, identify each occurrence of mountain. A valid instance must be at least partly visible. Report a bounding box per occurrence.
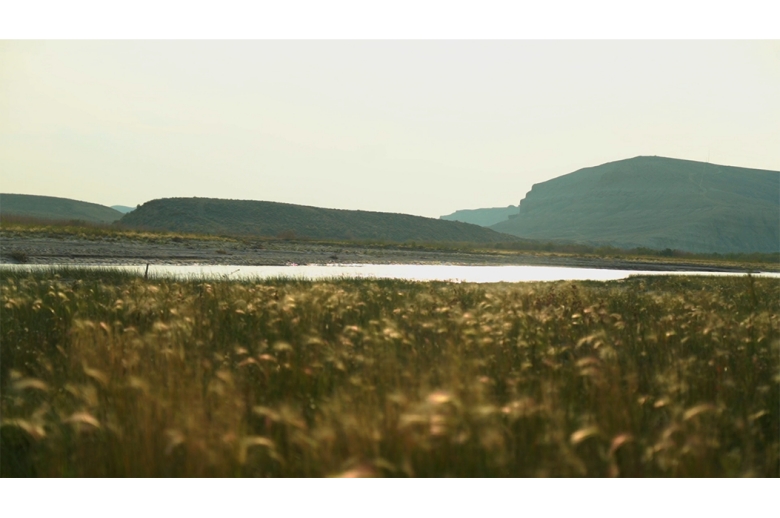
[119,197,520,244]
[0,193,124,223]
[490,156,780,254]
[440,205,519,227]
[111,205,136,214]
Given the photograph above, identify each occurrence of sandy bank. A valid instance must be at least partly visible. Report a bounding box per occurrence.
[0,234,770,273]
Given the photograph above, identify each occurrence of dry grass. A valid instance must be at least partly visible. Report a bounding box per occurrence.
[0,216,234,244]
[1,269,778,477]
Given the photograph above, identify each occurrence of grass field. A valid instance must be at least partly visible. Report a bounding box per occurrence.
[1,268,778,477]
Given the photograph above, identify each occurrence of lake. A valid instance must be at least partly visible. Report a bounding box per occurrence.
[2,263,777,283]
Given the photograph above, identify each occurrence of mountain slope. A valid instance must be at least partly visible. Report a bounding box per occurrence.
[490,156,780,254]
[120,197,519,244]
[0,193,123,223]
[440,205,519,227]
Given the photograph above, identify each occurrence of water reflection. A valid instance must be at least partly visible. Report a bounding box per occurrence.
[3,263,776,283]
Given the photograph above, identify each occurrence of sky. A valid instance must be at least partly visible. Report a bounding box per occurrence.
[2,38,779,218]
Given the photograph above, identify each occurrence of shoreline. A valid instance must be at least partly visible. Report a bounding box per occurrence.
[1,234,775,274]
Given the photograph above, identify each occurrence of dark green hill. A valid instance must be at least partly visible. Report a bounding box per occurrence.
[0,193,123,223]
[119,197,519,244]
[440,205,519,227]
[491,156,780,254]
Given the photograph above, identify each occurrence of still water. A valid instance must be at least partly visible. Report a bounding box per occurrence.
[3,263,777,283]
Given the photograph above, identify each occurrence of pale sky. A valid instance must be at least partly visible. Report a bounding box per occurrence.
[1,40,779,218]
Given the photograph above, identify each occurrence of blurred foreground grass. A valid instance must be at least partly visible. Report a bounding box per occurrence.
[1,268,778,477]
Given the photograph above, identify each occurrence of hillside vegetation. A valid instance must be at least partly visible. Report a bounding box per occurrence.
[119,197,519,244]
[491,156,780,254]
[440,205,519,227]
[0,194,123,224]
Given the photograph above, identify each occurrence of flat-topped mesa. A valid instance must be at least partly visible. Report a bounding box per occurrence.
[491,156,780,254]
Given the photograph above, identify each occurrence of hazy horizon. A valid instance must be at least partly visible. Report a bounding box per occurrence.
[2,40,779,218]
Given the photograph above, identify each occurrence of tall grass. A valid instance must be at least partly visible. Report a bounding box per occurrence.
[1,269,778,476]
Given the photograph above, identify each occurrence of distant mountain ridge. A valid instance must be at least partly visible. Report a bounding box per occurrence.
[111,205,136,214]
[490,156,780,254]
[120,197,520,244]
[0,193,123,223]
[440,205,519,227]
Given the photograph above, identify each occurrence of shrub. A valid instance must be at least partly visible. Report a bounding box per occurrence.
[7,251,28,263]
